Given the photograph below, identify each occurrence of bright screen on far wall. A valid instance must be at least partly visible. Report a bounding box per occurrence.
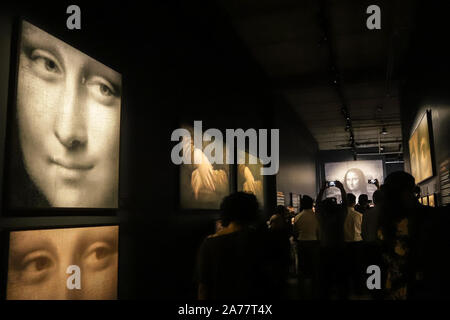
[324,160,384,202]
[4,20,121,209]
[409,111,433,184]
[6,225,119,300]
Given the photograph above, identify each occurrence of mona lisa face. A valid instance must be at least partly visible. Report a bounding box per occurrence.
[345,170,360,191]
[418,116,432,181]
[7,226,118,300]
[409,132,420,181]
[16,21,121,208]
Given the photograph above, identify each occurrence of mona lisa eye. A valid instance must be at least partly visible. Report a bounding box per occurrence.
[83,241,115,271]
[43,58,57,72]
[85,76,119,106]
[28,49,62,79]
[99,83,113,96]
[18,251,55,283]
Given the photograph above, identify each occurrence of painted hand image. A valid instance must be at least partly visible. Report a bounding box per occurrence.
[242,166,257,194]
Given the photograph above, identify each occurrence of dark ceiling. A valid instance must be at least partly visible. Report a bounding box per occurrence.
[215,0,420,158]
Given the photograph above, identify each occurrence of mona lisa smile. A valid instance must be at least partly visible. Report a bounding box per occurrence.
[49,156,94,171]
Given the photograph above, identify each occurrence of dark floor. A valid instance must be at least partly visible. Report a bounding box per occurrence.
[284,244,374,300]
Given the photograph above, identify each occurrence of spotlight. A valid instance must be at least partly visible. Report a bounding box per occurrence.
[381,127,388,135]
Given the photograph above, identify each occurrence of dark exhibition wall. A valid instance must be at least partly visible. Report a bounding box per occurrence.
[399,2,450,203]
[274,94,318,203]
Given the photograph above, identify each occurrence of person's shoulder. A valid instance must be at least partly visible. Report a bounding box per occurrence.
[294,212,304,221]
[201,232,235,250]
[269,214,279,221]
[207,229,236,240]
[349,207,361,217]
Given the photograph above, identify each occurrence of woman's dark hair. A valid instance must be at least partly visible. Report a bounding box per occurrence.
[275,205,288,217]
[220,192,259,227]
[358,194,369,205]
[372,189,384,205]
[346,193,356,205]
[378,171,416,245]
[344,167,368,194]
[300,195,313,210]
[320,197,340,216]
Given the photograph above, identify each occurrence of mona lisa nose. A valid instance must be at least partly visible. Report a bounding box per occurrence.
[54,81,87,149]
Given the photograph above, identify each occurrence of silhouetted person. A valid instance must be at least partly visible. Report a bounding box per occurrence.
[344,193,362,242]
[294,196,319,241]
[293,195,320,298]
[267,205,291,298]
[355,194,369,215]
[413,185,421,201]
[378,171,450,299]
[343,193,363,296]
[269,205,291,233]
[362,189,384,242]
[361,188,384,299]
[196,192,263,300]
[316,181,348,299]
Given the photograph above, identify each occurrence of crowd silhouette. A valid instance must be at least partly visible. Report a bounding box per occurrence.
[196,171,450,300]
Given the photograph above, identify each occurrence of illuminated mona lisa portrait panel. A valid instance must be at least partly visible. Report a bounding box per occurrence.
[409,111,433,184]
[4,21,121,209]
[6,225,119,300]
[324,160,384,202]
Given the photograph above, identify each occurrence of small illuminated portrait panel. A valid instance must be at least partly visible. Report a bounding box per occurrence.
[409,111,433,184]
[428,194,435,207]
[7,225,119,300]
[179,125,231,209]
[5,21,121,209]
[409,131,420,182]
[417,113,433,182]
[237,152,264,207]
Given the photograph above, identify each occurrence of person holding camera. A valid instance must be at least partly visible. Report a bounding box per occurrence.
[316,180,349,299]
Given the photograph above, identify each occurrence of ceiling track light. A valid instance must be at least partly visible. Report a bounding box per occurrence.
[332,64,355,151]
[381,126,388,135]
